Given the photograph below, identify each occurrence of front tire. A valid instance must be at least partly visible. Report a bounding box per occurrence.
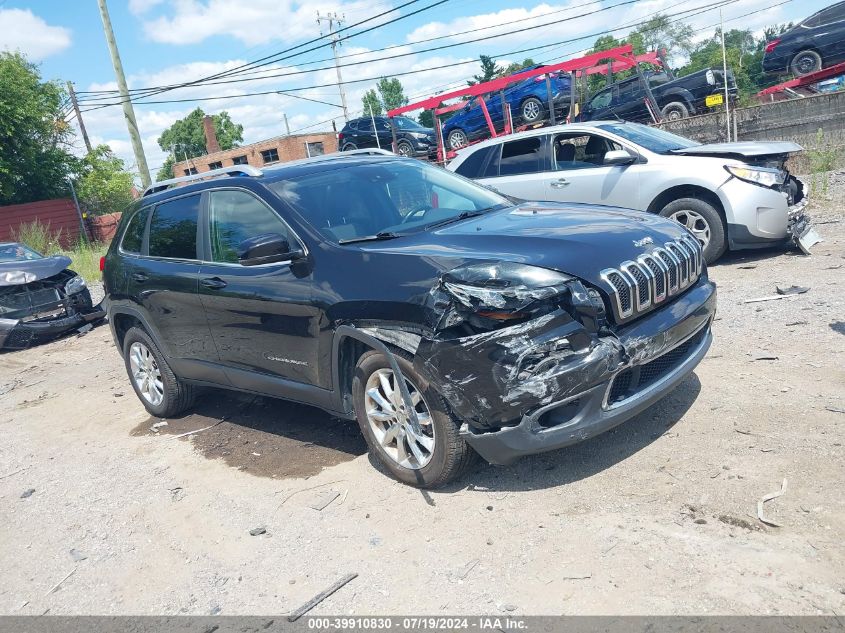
[659,197,726,264]
[521,97,545,124]
[790,50,822,76]
[396,140,414,157]
[123,327,195,418]
[352,349,475,488]
[661,101,689,120]
[447,129,468,150]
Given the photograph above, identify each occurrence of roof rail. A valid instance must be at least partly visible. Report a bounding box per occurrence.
[334,148,395,157]
[142,165,263,197]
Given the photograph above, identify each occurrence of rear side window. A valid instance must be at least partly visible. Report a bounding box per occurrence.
[805,3,845,26]
[454,146,497,179]
[121,207,149,254]
[148,195,200,260]
[208,190,296,263]
[497,137,545,176]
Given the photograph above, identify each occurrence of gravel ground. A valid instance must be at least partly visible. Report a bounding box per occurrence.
[1,174,843,616]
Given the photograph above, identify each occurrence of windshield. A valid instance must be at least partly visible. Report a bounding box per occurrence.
[597,122,700,153]
[394,116,427,130]
[0,243,43,262]
[269,160,509,243]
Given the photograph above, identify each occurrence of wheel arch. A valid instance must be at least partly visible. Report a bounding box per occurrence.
[647,184,727,224]
[658,89,695,113]
[109,306,168,359]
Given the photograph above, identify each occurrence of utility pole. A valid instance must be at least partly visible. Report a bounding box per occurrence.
[66,81,92,154]
[97,0,152,188]
[720,8,732,142]
[316,11,349,121]
[283,112,291,135]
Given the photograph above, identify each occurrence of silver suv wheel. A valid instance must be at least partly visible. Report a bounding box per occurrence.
[129,341,164,406]
[364,368,434,469]
[668,209,711,250]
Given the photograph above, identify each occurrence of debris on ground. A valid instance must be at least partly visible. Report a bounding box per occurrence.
[287,573,358,621]
[455,558,480,580]
[776,285,811,296]
[752,356,779,361]
[69,549,87,562]
[718,514,760,531]
[171,421,223,439]
[825,406,845,414]
[561,572,592,580]
[76,324,93,336]
[307,490,340,511]
[20,488,35,499]
[45,568,76,595]
[249,526,267,536]
[757,479,788,528]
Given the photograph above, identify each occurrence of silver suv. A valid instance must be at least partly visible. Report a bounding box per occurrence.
[446,121,814,263]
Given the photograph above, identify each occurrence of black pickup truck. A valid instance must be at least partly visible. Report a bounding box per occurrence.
[579,68,738,123]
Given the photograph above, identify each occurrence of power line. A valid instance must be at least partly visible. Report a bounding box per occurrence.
[80,0,743,112]
[76,0,447,104]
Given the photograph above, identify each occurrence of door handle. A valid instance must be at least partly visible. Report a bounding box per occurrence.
[131,272,149,283]
[550,178,570,189]
[201,277,227,290]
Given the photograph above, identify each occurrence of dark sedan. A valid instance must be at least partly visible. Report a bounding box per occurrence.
[763,1,845,76]
[0,242,104,349]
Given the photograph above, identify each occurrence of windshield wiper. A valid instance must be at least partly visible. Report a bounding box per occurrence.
[338,231,403,245]
[422,205,504,231]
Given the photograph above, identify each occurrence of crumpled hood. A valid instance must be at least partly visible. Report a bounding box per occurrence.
[383,202,691,284]
[670,141,802,160]
[0,255,72,287]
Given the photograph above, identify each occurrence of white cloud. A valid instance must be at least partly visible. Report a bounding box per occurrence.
[141,0,396,46]
[0,9,71,61]
[129,0,166,15]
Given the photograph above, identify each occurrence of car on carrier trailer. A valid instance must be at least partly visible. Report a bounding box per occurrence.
[104,155,716,488]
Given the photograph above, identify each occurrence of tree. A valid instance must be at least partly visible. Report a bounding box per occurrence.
[417,109,434,127]
[0,52,77,205]
[498,58,537,77]
[631,14,694,64]
[157,155,176,181]
[76,144,135,215]
[376,77,408,111]
[468,55,501,86]
[362,89,383,116]
[157,107,244,159]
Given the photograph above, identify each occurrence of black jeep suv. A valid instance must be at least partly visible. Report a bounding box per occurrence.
[338,116,436,157]
[104,154,716,487]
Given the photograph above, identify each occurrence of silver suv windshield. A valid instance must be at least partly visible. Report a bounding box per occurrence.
[269,159,509,244]
[598,122,700,154]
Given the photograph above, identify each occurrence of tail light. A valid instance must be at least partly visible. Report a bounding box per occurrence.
[337,132,344,141]
[765,39,781,54]
[99,256,105,272]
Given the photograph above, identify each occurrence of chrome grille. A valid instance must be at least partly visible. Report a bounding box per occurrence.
[600,235,703,321]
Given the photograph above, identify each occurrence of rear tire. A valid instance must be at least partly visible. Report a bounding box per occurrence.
[521,97,545,124]
[341,142,358,151]
[790,50,822,76]
[659,197,726,264]
[447,129,468,150]
[661,101,689,121]
[122,327,195,418]
[352,349,476,488]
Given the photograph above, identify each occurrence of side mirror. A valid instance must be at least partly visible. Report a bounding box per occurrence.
[604,149,636,166]
[237,233,304,266]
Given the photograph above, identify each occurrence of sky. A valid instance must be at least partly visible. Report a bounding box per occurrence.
[1,0,834,176]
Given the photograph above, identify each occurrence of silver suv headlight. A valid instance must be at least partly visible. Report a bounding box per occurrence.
[725,165,786,188]
[64,274,87,295]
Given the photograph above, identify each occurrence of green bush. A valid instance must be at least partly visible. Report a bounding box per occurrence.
[11,219,105,281]
[11,219,64,255]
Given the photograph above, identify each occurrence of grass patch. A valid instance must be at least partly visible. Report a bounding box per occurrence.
[11,220,107,282]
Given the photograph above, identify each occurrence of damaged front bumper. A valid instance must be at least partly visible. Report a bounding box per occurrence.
[788,203,822,255]
[416,277,716,465]
[0,296,105,350]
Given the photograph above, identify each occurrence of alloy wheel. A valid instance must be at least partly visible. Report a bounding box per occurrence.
[448,130,467,150]
[129,342,164,406]
[342,143,358,151]
[522,99,541,121]
[364,368,435,470]
[397,142,413,157]
[669,209,711,250]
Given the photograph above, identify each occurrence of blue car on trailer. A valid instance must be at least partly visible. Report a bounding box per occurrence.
[441,66,572,150]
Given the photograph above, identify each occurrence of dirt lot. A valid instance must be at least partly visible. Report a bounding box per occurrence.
[1,177,844,616]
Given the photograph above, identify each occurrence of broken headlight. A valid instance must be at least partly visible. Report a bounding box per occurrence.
[725,165,786,188]
[64,274,87,295]
[439,262,575,327]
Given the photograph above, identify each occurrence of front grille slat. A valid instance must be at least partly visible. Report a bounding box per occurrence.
[600,235,703,323]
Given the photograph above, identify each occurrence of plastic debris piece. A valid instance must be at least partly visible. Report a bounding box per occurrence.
[757,478,788,527]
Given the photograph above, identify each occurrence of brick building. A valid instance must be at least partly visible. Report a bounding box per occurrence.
[171,116,338,177]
